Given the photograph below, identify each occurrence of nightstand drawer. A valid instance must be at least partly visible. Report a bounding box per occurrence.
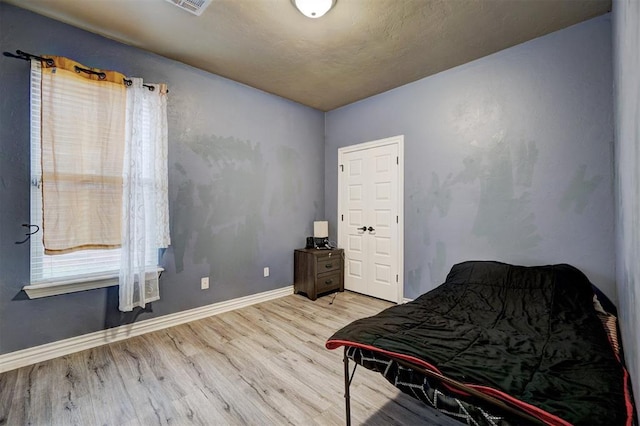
[317,271,342,291]
[317,257,341,273]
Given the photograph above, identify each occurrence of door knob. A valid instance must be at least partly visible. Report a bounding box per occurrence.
[358,226,367,231]
[368,226,375,232]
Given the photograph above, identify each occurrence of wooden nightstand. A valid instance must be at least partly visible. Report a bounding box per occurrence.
[294,248,344,301]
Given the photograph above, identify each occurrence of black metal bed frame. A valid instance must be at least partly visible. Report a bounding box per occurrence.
[341,347,545,426]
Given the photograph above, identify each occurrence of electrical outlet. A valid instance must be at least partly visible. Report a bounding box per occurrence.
[263,267,269,277]
[201,277,209,290]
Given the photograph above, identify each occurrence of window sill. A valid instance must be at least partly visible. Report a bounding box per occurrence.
[23,268,164,299]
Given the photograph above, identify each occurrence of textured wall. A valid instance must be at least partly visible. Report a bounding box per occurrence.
[325,15,615,301]
[0,4,324,354]
[613,0,640,410]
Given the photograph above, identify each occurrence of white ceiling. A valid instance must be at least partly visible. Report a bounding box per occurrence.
[5,0,611,111]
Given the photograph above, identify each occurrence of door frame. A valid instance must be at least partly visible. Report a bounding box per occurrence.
[337,135,404,304]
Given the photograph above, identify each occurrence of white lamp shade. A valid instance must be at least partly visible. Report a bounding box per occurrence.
[294,0,335,18]
[313,221,329,238]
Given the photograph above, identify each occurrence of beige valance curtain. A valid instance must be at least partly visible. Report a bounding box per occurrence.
[40,56,127,254]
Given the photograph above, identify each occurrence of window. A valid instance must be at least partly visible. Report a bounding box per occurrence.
[24,59,169,304]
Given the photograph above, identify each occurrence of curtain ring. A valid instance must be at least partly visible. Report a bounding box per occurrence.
[74,65,107,80]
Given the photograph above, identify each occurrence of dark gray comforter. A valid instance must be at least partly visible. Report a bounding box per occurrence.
[327,261,634,425]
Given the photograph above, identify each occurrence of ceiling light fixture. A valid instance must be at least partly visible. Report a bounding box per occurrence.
[292,0,336,19]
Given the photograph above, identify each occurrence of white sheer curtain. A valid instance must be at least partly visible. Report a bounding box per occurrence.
[119,78,170,312]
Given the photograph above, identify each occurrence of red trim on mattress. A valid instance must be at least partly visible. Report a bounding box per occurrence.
[326,339,572,426]
[612,340,635,426]
[622,366,634,426]
[612,350,635,426]
[610,341,635,426]
[599,313,635,426]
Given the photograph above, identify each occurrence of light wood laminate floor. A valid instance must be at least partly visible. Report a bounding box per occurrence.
[0,291,462,425]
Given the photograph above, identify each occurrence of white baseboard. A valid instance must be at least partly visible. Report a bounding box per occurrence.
[402,297,413,303]
[0,285,293,373]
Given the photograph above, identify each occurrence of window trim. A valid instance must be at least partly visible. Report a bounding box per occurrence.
[22,267,164,299]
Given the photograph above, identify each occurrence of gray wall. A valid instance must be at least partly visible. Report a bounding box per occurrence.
[0,3,623,365]
[0,4,325,354]
[325,15,616,301]
[613,0,640,410]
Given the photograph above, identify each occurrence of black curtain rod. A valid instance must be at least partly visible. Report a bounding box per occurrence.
[3,49,54,66]
[122,77,156,91]
[71,66,157,92]
[4,49,162,92]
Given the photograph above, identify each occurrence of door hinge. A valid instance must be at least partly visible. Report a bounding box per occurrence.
[396,215,398,223]
[396,274,398,282]
[396,156,399,165]
[341,214,344,221]
[340,164,344,172]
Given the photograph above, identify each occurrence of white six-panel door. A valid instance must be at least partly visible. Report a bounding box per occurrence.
[338,136,403,303]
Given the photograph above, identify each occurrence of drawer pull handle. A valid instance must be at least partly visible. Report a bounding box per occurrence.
[325,279,333,285]
[325,263,333,269]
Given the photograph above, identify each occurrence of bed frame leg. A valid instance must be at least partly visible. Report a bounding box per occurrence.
[343,348,351,426]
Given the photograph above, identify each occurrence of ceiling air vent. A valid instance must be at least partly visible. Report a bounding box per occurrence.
[165,0,212,16]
